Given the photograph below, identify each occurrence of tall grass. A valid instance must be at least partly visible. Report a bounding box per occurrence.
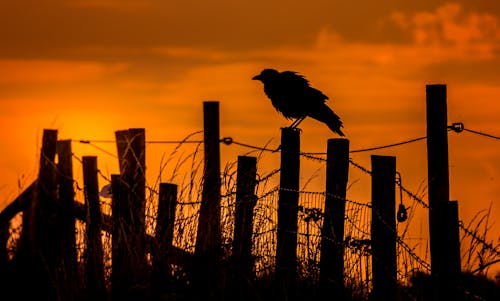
[1,134,499,300]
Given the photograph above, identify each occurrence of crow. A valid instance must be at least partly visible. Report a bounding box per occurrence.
[252,68,344,136]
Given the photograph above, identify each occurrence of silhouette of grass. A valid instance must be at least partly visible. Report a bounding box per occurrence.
[1,135,499,300]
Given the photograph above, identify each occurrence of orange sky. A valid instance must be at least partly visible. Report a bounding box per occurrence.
[1,1,499,277]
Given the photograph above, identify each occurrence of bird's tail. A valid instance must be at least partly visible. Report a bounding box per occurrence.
[310,105,345,137]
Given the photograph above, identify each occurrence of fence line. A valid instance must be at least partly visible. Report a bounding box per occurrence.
[1,118,498,300]
[72,135,500,278]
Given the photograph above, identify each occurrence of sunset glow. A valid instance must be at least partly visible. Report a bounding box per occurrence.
[1,0,499,280]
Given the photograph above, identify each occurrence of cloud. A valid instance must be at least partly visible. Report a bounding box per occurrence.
[390,3,500,60]
[0,60,128,84]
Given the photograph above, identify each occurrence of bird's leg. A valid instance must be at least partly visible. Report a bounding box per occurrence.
[289,117,305,129]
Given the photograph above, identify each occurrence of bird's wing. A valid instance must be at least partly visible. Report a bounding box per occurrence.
[280,71,310,87]
[280,71,329,102]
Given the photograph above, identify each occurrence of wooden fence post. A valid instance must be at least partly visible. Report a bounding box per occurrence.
[320,138,349,298]
[371,155,397,301]
[114,128,148,299]
[115,128,147,237]
[23,129,59,299]
[441,200,461,300]
[82,156,106,301]
[194,101,222,300]
[56,139,77,298]
[231,155,258,299]
[426,84,460,300]
[276,127,300,300]
[196,101,222,256]
[151,183,178,298]
[111,173,128,301]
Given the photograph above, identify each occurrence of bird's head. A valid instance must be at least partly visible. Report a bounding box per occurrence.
[252,68,279,83]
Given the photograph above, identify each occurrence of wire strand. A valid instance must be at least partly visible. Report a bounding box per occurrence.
[350,136,427,153]
[463,128,500,140]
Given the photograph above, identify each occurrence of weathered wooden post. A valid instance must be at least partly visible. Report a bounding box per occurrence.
[115,128,147,243]
[82,156,107,301]
[22,129,59,299]
[111,173,128,301]
[442,200,461,299]
[276,127,300,300]
[56,139,77,298]
[194,101,222,300]
[231,155,258,299]
[371,155,397,301]
[151,183,178,298]
[320,138,349,298]
[426,84,461,300]
[113,128,148,300]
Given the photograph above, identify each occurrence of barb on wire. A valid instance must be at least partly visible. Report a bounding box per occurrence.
[257,168,281,183]
[396,180,429,209]
[459,221,500,257]
[300,152,326,162]
[349,158,372,175]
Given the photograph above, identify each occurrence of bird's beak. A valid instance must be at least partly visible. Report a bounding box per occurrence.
[252,74,261,80]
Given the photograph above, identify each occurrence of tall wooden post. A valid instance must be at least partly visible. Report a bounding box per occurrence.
[442,200,461,300]
[115,128,146,227]
[276,127,300,300]
[194,101,222,300]
[24,129,59,299]
[371,155,397,301]
[114,128,148,299]
[111,174,128,301]
[56,139,77,299]
[151,183,178,298]
[115,128,147,238]
[231,156,258,300]
[320,138,349,298]
[426,84,461,300]
[82,156,106,301]
[426,85,449,262]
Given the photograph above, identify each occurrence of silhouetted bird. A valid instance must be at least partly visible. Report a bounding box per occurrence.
[252,68,344,136]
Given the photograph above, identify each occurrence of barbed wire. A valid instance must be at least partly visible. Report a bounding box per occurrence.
[75,132,498,261]
[348,158,372,175]
[68,124,499,283]
[396,180,429,209]
[459,221,500,257]
[73,122,497,156]
[256,168,281,183]
[8,149,498,300]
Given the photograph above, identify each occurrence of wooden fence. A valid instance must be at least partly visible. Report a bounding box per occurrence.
[0,85,463,301]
